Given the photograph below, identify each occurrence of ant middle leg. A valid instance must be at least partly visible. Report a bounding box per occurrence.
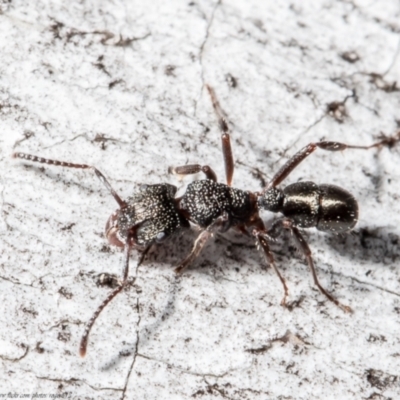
[206,85,234,186]
[168,164,217,182]
[170,85,236,186]
[279,219,352,313]
[265,131,400,190]
[252,226,289,306]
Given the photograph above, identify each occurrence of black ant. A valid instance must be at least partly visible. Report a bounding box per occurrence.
[12,86,399,357]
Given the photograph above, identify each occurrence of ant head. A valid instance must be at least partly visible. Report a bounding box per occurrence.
[257,187,284,213]
[106,183,183,249]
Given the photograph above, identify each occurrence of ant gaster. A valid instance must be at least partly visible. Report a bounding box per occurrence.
[13,86,399,357]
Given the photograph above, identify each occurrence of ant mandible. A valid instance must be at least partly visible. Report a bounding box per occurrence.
[13,85,399,357]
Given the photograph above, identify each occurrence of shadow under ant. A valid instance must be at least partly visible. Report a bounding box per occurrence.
[326,226,400,266]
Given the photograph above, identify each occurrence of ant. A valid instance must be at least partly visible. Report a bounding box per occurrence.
[12,86,399,357]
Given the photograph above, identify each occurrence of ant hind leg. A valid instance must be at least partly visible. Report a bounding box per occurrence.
[281,219,352,313]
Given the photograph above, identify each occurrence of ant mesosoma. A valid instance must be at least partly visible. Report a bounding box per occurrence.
[13,85,399,357]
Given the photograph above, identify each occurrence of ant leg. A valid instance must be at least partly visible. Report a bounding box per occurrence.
[265,131,400,190]
[79,240,151,357]
[175,212,229,274]
[12,152,125,208]
[281,219,352,313]
[206,85,234,186]
[174,230,213,274]
[168,164,217,182]
[252,227,289,306]
[96,245,149,289]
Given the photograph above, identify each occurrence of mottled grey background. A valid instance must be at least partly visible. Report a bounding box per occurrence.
[1,1,400,399]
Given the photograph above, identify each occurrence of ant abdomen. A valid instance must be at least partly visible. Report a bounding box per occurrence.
[261,182,358,233]
[315,184,358,233]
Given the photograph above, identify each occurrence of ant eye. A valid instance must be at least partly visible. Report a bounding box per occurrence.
[156,232,167,242]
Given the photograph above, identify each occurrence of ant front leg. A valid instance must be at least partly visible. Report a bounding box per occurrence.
[265,131,400,190]
[175,213,229,274]
[12,152,126,208]
[278,219,352,313]
[168,164,218,182]
[206,85,234,186]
